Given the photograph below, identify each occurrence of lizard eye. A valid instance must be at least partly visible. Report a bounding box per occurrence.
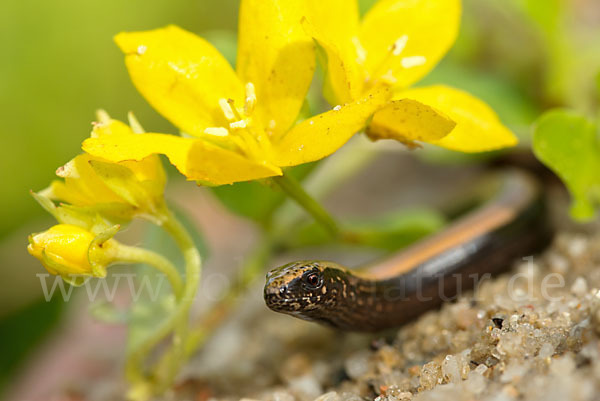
[304,272,322,289]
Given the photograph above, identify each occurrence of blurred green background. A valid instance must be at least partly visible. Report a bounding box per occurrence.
[1,0,599,396]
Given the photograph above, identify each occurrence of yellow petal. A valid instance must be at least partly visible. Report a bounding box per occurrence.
[114,25,244,136]
[237,0,315,138]
[93,119,167,191]
[88,160,154,209]
[306,0,360,46]
[44,180,92,206]
[395,85,518,152]
[274,87,390,166]
[83,133,282,186]
[56,155,125,205]
[360,0,461,88]
[91,118,134,138]
[119,156,166,199]
[303,0,363,104]
[366,99,456,148]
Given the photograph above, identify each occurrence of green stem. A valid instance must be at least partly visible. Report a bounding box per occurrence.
[125,207,201,398]
[185,235,273,352]
[272,172,340,238]
[157,209,201,389]
[160,209,201,308]
[115,244,184,299]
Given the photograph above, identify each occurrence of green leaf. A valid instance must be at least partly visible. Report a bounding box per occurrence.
[289,208,446,251]
[533,109,600,221]
[349,209,446,251]
[211,180,284,223]
[211,162,317,223]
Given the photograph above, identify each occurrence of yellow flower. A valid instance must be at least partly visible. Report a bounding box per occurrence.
[304,0,518,152]
[44,115,167,220]
[83,1,390,186]
[27,224,117,280]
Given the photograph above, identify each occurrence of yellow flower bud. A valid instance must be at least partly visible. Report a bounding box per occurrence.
[40,117,167,221]
[27,224,115,278]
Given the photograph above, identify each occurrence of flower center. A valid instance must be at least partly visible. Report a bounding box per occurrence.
[363,35,427,90]
[202,82,273,163]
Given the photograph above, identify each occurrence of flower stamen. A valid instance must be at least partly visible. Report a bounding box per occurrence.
[352,37,367,64]
[380,69,397,85]
[227,98,245,122]
[244,82,256,115]
[365,34,428,90]
[204,127,229,137]
[401,56,427,68]
[219,98,236,121]
[391,35,408,56]
[230,120,247,130]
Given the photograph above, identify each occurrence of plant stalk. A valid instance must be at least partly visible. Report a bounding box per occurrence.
[272,172,340,238]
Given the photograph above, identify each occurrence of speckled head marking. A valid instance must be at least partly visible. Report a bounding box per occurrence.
[264,260,367,328]
[264,260,328,312]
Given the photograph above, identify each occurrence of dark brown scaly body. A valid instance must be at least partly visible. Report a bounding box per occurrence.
[264,170,553,332]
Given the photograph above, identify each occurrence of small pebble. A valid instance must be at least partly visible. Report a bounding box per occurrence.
[567,237,587,258]
[344,351,370,379]
[548,252,569,274]
[465,370,487,395]
[571,277,588,296]
[420,362,442,390]
[537,343,555,359]
[500,361,529,383]
[313,391,340,401]
[272,392,294,401]
[441,355,460,383]
[549,354,576,376]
